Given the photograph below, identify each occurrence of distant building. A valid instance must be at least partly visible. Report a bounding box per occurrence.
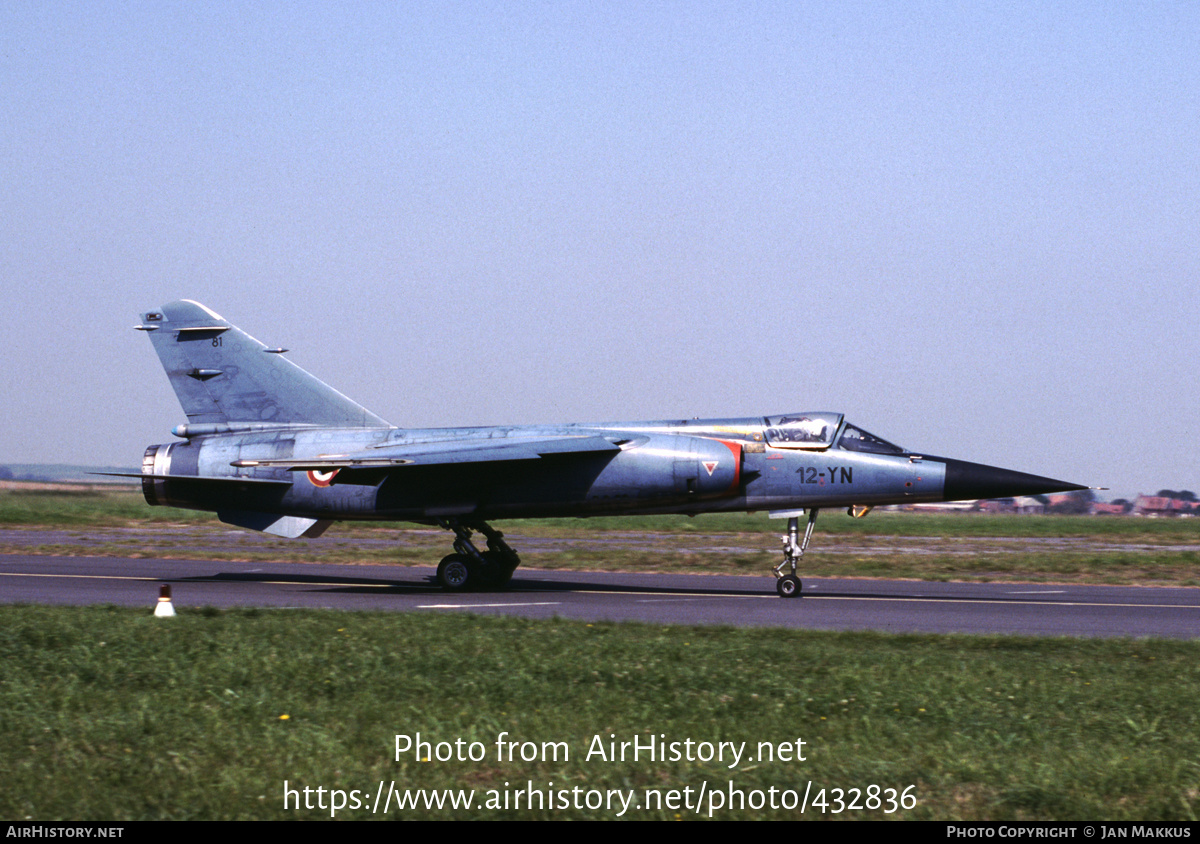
[886,496,1050,514]
[1013,496,1045,514]
[884,501,977,512]
[1133,495,1200,517]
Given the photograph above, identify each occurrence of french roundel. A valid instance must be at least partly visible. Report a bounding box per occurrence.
[307,468,339,487]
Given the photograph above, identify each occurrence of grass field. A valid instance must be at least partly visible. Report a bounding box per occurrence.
[3,485,1200,820]
[2,605,1199,821]
[4,484,1199,538]
[2,485,1198,586]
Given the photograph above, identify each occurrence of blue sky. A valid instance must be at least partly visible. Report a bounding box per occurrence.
[1,2,1196,498]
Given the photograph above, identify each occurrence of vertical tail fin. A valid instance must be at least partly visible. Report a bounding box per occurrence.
[138,300,390,428]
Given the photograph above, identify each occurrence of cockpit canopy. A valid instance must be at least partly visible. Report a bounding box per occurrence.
[763,412,906,455]
[763,413,842,448]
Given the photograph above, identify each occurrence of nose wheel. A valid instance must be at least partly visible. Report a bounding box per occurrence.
[773,508,819,599]
[776,574,801,598]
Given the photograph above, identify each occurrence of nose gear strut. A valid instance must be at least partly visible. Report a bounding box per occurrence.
[773,508,819,598]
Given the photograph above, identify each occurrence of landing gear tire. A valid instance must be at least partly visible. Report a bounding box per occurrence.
[482,551,518,589]
[437,554,474,591]
[776,575,802,599]
[437,519,522,592]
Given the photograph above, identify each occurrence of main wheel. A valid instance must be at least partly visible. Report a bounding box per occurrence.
[482,550,519,589]
[776,574,802,598]
[437,554,473,591]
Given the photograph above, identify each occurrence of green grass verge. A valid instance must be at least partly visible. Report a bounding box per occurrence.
[2,605,1199,820]
[4,487,1200,586]
[0,487,211,526]
[4,486,1200,541]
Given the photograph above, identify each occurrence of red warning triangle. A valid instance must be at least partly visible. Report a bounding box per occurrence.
[703,461,718,476]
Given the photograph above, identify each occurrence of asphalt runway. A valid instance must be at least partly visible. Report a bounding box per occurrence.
[2,553,1199,639]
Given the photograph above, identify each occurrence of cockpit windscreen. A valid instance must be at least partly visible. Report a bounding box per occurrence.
[837,423,905,455]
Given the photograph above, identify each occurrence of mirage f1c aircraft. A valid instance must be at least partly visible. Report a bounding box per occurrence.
[120,301,1087,598]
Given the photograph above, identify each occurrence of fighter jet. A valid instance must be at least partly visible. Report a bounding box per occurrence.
[121,300,1087,598]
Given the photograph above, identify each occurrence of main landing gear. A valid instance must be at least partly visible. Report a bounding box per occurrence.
[773,508,819,599]
[435,519,521,592]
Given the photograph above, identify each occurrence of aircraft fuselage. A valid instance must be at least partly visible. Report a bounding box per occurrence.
[141,417,955,523]
[128,300,1088,596]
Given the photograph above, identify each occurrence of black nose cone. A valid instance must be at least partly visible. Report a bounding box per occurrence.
[938,458,1088,502]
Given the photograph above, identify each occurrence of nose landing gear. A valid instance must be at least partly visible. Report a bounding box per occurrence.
[773,508,819,598]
